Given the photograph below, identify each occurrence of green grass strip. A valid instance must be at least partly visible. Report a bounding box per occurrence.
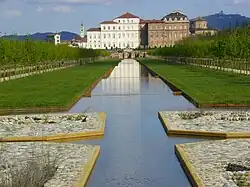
[139,59,250,104]
[0,60,119,108]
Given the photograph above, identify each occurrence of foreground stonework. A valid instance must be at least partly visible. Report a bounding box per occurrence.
[0,142,100,187]
[0,112,106,141]
[159,111,250,138]
[175,139,250,187]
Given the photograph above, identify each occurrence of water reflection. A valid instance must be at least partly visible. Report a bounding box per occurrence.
[69,59,201,187]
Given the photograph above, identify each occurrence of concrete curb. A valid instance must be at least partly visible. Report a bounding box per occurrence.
[0,112,106,142]
[76,146,100,187]
[175,144,205,187]
[158,112,250,138]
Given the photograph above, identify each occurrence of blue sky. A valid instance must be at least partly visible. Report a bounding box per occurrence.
[0,0,250,35]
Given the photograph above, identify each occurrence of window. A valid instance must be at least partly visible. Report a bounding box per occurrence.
[118,33,121,38]
[119,26,121,30]
[127,33,129,38]
[127,26,129,30]
[113,33,115,38]
[169,26,172,29]
[131,20,133,23]
[113,26,115,30]
[174,26,176,29]
[103,26,105,30]
[89,35,92,39]
[104,34,106,38]
[123,20,125,23]
[180,26,182,29]
[108,33,110,38]
[108,26,110,30]
[123,33,125,37]
[57,40,59,43]
[94,34,96,39]
[118,20,120,22]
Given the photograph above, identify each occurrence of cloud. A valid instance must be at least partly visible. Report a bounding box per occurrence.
[25,0,113,5]
[233,0,250,4]
[51,5,72,13]
[35,6,43,12]
[3,9,22,17]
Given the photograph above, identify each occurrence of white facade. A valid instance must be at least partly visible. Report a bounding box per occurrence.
[87,29,101,49]
[54,33,60,45]
[86,12,141,49]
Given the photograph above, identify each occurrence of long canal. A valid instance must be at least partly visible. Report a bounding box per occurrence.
[69,59,203,187]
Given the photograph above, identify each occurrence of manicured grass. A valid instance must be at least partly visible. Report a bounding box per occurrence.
[139,59,250,104]
[0,60,119,108]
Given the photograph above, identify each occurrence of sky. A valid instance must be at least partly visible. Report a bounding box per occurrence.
[0,0,250,35]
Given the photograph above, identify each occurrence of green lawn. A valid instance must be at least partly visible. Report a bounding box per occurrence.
[139,59,250,104]
[0,60,119,108]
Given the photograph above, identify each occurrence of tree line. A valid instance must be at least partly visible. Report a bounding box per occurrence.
[149,25,250,60]
[0,38,110,67]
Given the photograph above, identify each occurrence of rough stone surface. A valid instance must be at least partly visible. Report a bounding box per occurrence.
[161,111,250,132]
[0,142,98,187]
[0,113,102,138]
[178,139,250,187]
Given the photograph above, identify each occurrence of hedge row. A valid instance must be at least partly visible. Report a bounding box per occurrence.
[0,39,110,66]
[150,26,250,60]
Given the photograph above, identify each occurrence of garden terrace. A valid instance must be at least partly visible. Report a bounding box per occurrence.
[0,142,100,187]
[139,59,250,106]
[0,59,119,111]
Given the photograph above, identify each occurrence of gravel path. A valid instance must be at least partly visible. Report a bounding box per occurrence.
[0,142,99,187]
[0,112,104,139]
[176,139,250,187]
[159,111,250,133]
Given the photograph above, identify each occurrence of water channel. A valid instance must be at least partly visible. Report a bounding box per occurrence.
[69,59,203,187]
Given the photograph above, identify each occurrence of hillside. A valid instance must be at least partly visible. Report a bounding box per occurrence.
[1,31,79,41]
[203,11,250,30]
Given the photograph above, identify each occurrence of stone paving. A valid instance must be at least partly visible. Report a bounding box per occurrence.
[0,112,104,139]
[176,139,250,187]
[0,142,99,187]
[159,110,250,133]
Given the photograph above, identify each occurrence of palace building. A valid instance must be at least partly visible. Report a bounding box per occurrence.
[75,10,213,49]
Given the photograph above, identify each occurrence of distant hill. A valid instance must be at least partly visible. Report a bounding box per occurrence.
[202,11,250,30]
[1,31,79,41]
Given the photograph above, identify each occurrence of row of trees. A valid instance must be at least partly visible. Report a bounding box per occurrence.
[150,26,250,60]
[0,39,110,67]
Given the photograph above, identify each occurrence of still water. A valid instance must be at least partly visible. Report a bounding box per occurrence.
[69,59,202,187]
